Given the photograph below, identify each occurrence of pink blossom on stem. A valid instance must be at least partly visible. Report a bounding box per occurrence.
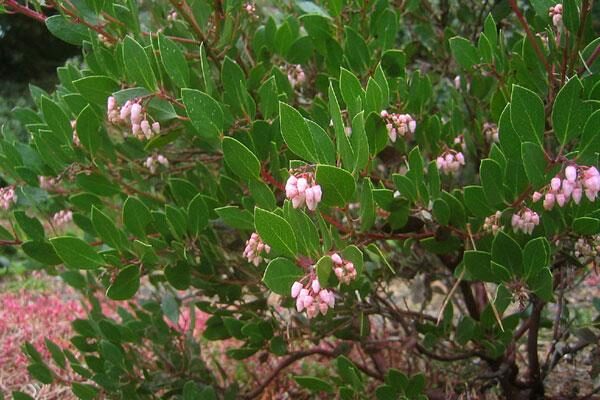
[243,232,271,266]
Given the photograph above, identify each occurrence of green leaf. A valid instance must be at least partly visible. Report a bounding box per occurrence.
[578,109,600,164]
[76,173,119,196]
[360,178,375,231]
[294,376,334,393]
[393,174,416,202]
[521,142,548,187]
[45,339,66,369]
[279,102,317,162]
[222,137,261,181]
[316,255,333,287]
[13,211,44,241]
[342,245,364,276]
[491,231,522,276]
[523,237,549,279]
[188,193,210,236]
[12,392,35,400]
[263,257,303,295]
[562,0,579,33]
[249,180,276,210]
[92,206,126,251]
[464,250,496,282]
[432,198,450,225]
[182,89,224,139]
[73,76,118,106]
[254,208,297,257]
[340,68,365,117]
[123,197,152,238]
[45,15,91,45]
[449,36,480,69]
[306,120,336,165]
[552,77,586,145]
[480,159,505,206]
[573,217,600,235]
[158,33,190,88]
[329,84,354,169]
[510,85,544,146]
[529,268,554,302]
[28,363,53,384]
[76,105,103,155]
[351,111,369,173]
[215,206,254,230]
[71,383,99,400]
[22,241,62,265]
[50,237,105,269]
[106,265,140,300]
[123,36,157,90]
[316,165,356,207]
[463,185,494,217]
[165,261,191,290]
[41,96,71,144]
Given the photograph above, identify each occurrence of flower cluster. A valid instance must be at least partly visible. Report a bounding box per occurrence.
[380,110,416,142]
[533,165,600,210]
[511,208,540,235]
[244,2,256,15]
[549,4,563,28]
[483,211,503,235]
[39,176,59,190]
[285,173,322,211]
[0,186,17,210]
[483,122,499,143]
[52,209,73,227]
[144,154,169,174]
[331,253,357,285]
[243,233,271,266]
[107,96,160,140]
[97,33,113,47]
[436,150,465,175]
[574,235,600,267]
[287,64,306,88]
[167,11,178,21]
[291,278,335,319]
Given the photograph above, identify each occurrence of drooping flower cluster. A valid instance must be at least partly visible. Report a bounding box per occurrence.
[533,165,600,210]
[483,211,503,235]
[380,110,416,142]
[436,150,465,175]
[331,253,357,285]
[0,186,16,210]
[52,210,73,227]
[286,64,306,88]
[549,4,563,28]
[243,233,271,266]
[107,96,160,140]
[483,122,499,143]
[291,278,335,319]
[144,154,169,174]
[285,173,322,211]
[511,208,540,235]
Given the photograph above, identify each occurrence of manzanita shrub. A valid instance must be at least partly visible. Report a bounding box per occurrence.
[1,0,600,398]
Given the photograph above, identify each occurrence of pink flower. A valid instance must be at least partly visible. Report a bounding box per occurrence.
[565,165,577,182]
[285,172,322,210]
[291,281,303,298]
[243,232,271,266]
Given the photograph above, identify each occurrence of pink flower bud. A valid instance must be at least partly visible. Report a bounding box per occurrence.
[572,187,583,204]
[311,279,320,293]
[312,185,322,203]
[532,191,543,202]
[565,165,577,182]
[331,253,343,265]
[152,122,160,134]
[297,178,308,193]
[543,193,555,210]
[551,177,561,192]
[291,281,303,298]
[556,193,566,207]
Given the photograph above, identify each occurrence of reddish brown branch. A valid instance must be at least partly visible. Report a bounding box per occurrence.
[3,0,47,22]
